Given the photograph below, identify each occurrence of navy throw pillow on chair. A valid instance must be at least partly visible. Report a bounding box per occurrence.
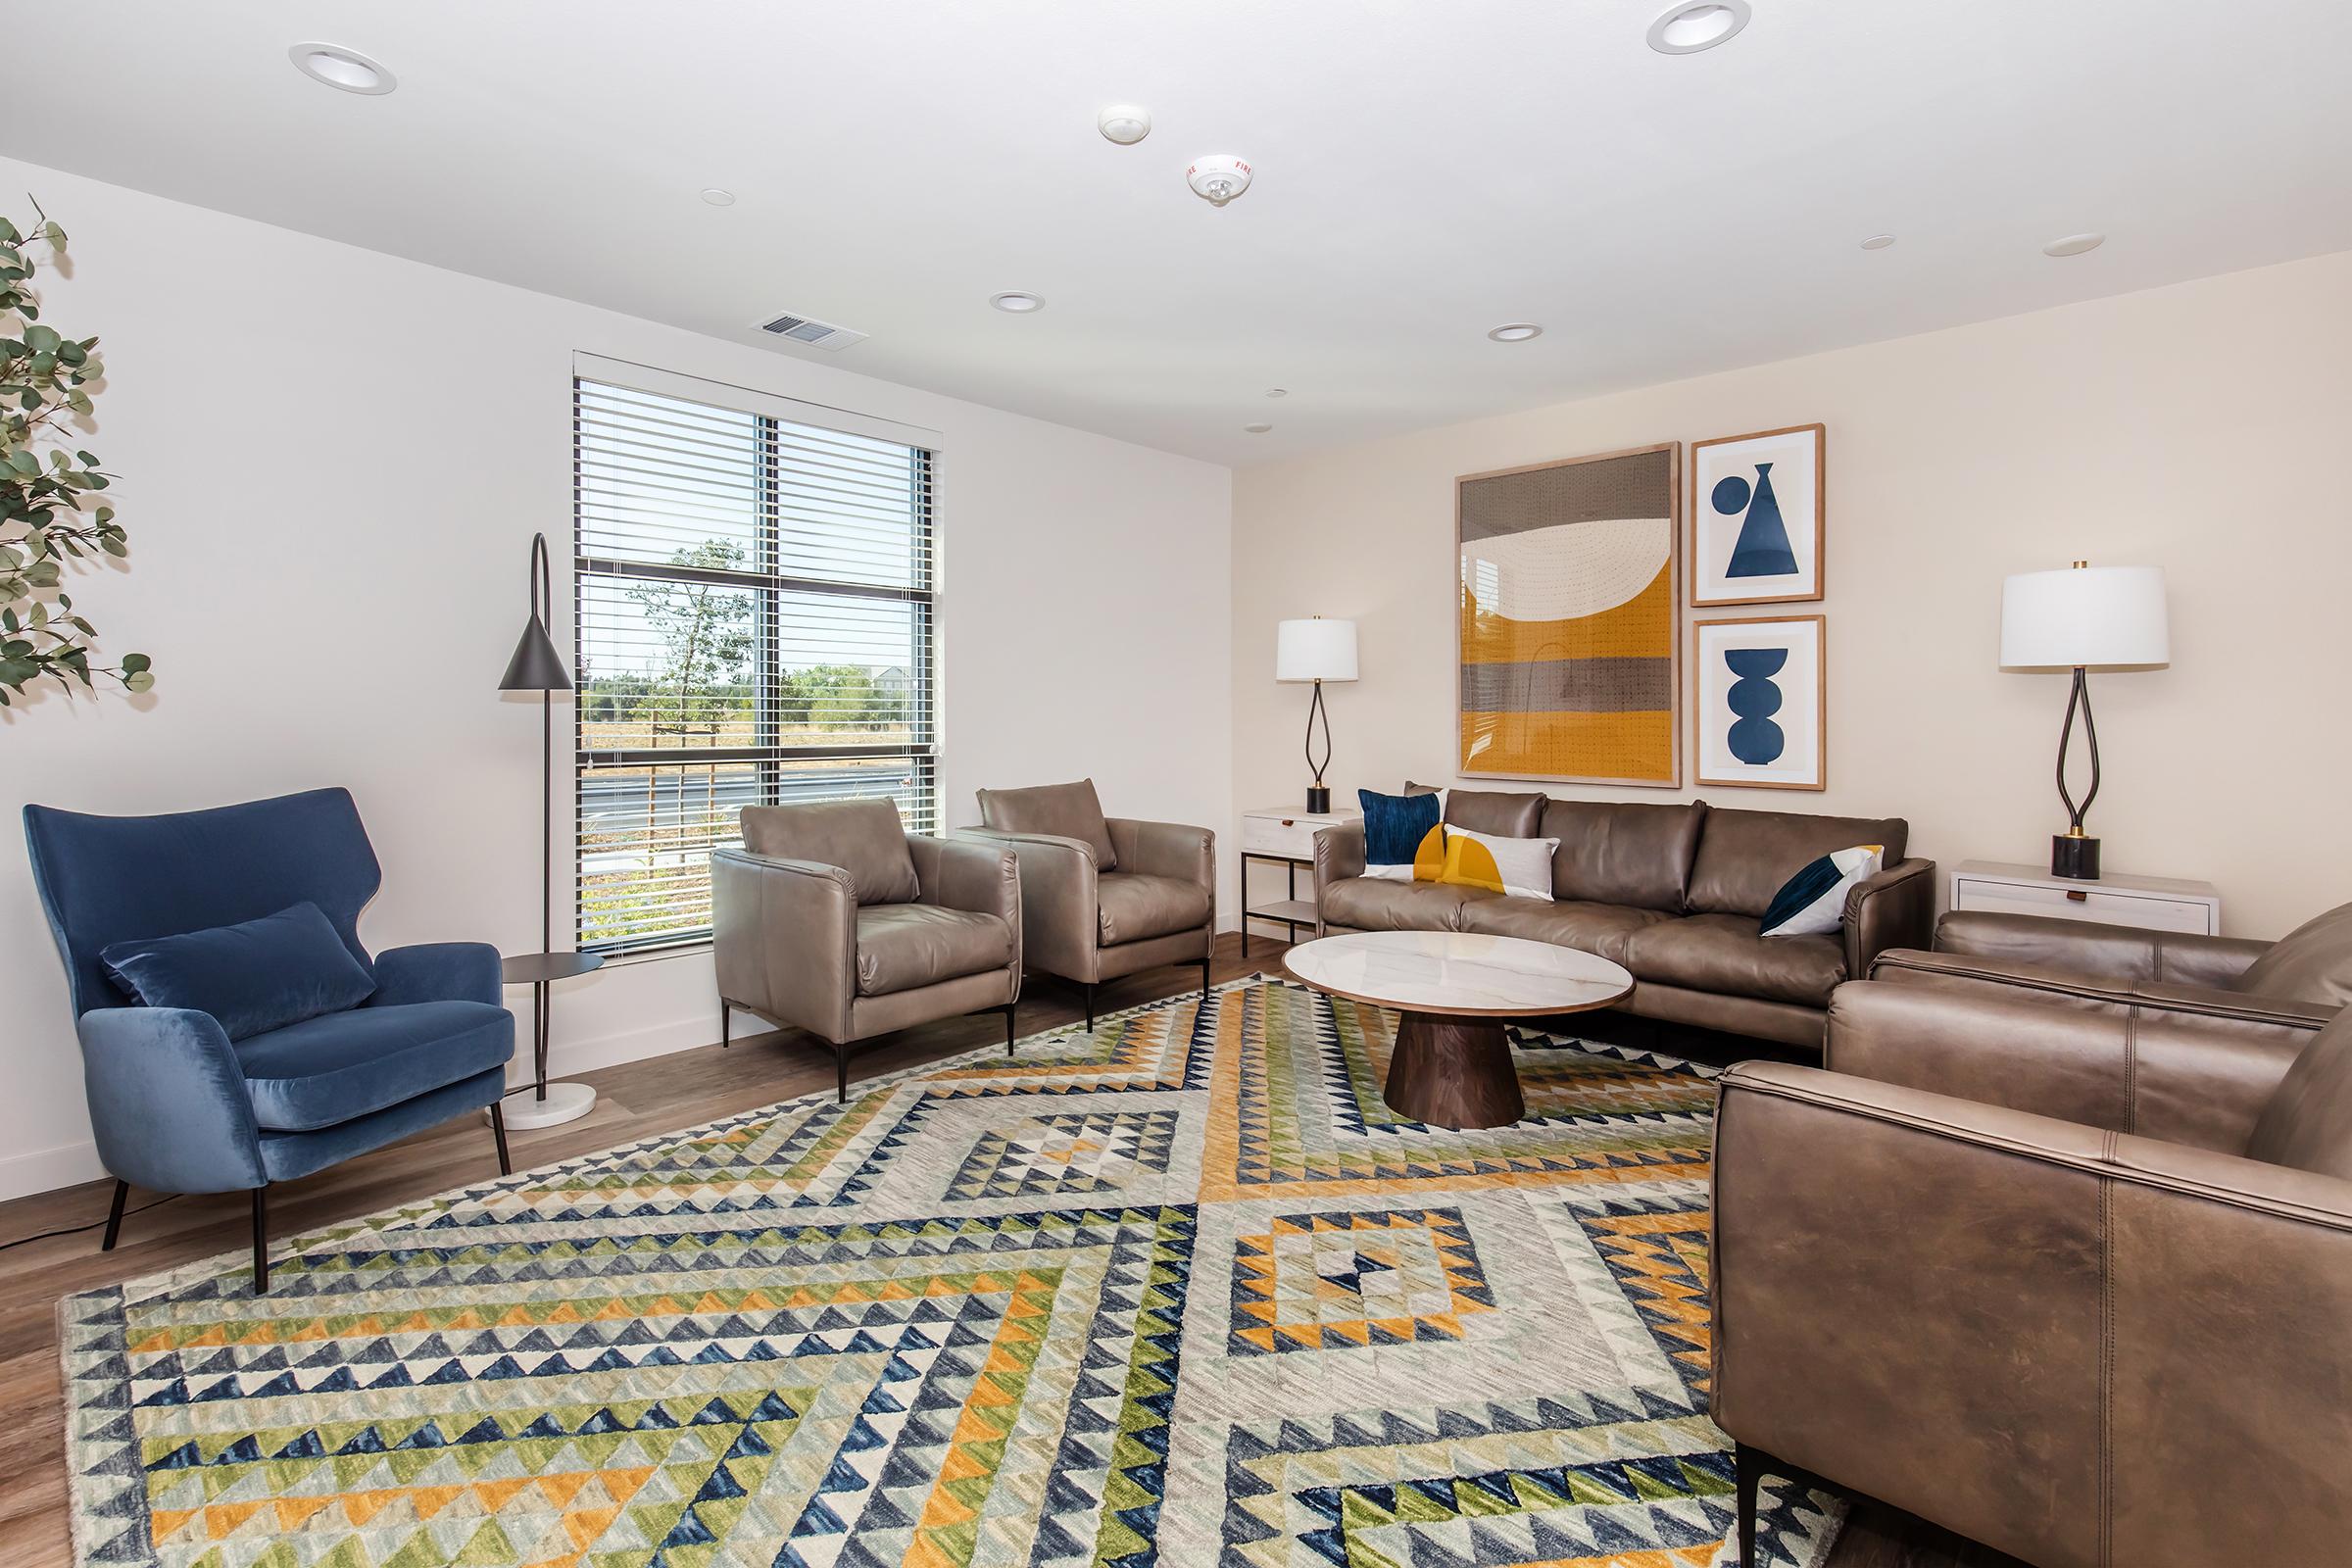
[101,901,377,1040]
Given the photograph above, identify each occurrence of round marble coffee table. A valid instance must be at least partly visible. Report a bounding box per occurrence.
[1283,930,1634,1130]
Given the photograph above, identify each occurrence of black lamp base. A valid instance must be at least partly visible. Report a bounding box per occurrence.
[1305,785,1332,814]
[2050,834,2101,881]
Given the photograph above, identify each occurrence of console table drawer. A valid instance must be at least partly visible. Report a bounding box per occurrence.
[1242,812,1324,860]
[1949,874,2218,935]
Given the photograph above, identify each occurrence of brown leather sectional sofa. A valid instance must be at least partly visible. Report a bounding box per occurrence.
[1313,792,1935,1049]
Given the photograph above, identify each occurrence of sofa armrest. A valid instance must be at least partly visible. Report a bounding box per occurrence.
[1935,909,2271,987]
[1872,948,2334,1033]
[1312,820,1367,932]
[1107,817,1216,903]
[711,847,857,1042]
[369,941,503,1007]
[77,1006,266,1194]
[1842,857,1935,980]
[1711,1059,2352,1568]
[963,828,1101,980]
[1826,978,2303,1153]
[909,833,1022,932]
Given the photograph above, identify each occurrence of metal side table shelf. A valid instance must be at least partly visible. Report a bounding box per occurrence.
[1239,805,1359,954]
[498,950,606,1129]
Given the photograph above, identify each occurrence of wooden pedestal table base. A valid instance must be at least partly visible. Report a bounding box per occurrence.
[1386,1011,1527,1130]
[1282,929,1635,1132]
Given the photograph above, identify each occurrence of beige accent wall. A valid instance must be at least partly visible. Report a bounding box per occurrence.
[1233,250,2352,940]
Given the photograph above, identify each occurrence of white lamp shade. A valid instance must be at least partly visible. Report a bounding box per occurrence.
[1999,565,2170,670]
[1276,617,1358,682]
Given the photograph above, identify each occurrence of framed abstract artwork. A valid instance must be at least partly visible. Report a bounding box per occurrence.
[1456,442,1681,787]
[1692,614,1826,791]
[1690,423,1824,606]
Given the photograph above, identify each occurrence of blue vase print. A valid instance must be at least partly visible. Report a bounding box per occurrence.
[1721,462,1798,579]
[1724,648,1787,764]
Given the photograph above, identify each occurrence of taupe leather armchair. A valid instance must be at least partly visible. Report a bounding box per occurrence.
[966,779,1213,1030]
[712,798,1020,1100]
[1870,902,2352,1057]
[1710,979,2352,1567]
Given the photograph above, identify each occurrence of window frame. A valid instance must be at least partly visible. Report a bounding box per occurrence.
[569,355,943,958]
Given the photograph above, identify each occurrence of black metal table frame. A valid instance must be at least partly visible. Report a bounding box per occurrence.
[1240,850,1319,955]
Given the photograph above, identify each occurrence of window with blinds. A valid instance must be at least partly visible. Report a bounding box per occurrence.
[573,375,938,955]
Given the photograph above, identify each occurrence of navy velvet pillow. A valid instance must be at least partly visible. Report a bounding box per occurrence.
[100,901,376,1040]
[1358,788,1446,882]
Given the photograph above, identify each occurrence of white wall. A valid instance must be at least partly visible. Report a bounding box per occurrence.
[0,158,1234,1200]
[1234,250,2352,943]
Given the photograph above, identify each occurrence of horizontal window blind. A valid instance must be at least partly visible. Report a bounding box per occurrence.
[574,377,938,955]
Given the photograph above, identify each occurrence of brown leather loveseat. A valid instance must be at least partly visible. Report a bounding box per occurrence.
[1312,791,1934,1049]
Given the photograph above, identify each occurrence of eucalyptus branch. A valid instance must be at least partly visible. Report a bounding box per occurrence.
[0,198,148,707]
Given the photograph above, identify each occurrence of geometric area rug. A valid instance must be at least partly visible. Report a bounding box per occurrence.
[60,977,1843,1567]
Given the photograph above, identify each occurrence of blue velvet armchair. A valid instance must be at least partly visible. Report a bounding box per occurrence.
[24,787,515,1293]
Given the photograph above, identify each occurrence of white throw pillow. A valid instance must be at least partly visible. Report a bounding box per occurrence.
[1437,824,1559,902]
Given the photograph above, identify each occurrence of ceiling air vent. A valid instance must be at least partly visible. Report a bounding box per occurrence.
[759,312,867,351]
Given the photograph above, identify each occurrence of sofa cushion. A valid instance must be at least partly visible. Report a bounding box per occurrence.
[1687,808,1910,918]
[234,1001,514,1132]
[976,779,1119,870]
[1406,781,1547,838]
[2236,901,2352,1007]
[2245,1011,2352,1179]
[1097,871,1212,947]
[1458,897,1669,966]
[101,901,378,1042]
[856,904,1015,997]
[1624,912,1847,1007]
[743,798,919,906]
[1539,800,1708,910]
[1321,877,1500,933]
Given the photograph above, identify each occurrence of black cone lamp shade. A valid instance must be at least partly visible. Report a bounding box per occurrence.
[499,616,571,693]
[495,532,601,1132]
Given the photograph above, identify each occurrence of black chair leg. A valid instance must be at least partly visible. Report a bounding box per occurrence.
[720,1001,731,1049]
[251,1186,271,1297]
[1200,957,1212,1003]
[1083,983,1095,1033]
[1004,1004,1018,1056]
[101,1179,130,1251]
[490,1099,513,1176]
[834,1041,850,1103]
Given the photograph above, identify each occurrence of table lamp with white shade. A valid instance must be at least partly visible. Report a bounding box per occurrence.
[1999,562,2170,880]
[1276,616,1358,813]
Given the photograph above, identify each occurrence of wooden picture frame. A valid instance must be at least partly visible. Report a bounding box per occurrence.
[1691,613,1826,791]
[1690,423,1825,607]
[1455,442,1682,787]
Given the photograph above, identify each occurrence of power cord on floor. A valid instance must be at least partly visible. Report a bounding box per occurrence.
[0,1191,181,1252]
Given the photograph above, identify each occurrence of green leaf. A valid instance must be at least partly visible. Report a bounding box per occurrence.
[120,652,150,674]
[23,323,59,353]
[123,670,155,694]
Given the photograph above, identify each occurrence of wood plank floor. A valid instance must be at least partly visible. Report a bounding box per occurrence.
[0,931,2013,1568]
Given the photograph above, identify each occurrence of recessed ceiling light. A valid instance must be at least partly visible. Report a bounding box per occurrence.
[1645,1,1751,54]
[1098,105,1152,145]
[990,291,1045,314]
[288,42,396,95]
[700,188,737,207]
[1264,388,1289,399]
[1860,233,1896,250]
[2042,232,2106,258]
[1245,422,1274,434]
[1487,322,1544,343]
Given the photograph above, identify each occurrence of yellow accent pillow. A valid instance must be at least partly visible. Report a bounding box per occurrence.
[1411,823,1447,882]
[1437,825,1558,901]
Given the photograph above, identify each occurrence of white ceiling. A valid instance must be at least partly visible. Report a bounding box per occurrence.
[5,1,2348,464]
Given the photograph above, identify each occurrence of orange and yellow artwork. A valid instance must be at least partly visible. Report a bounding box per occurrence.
[1457,444,1681,785]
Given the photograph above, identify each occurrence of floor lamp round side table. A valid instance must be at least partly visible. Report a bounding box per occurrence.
[499,951,605,1129]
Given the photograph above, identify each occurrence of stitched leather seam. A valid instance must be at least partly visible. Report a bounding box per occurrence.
[1873,956,2322,1026]
[2122,1007,2139,1137]
[2099,1148,2116,1568]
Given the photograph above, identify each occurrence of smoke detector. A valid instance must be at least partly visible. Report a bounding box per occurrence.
[1187,155,1253,208]
[1098,105,1152,145]
[758,311,867,351]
